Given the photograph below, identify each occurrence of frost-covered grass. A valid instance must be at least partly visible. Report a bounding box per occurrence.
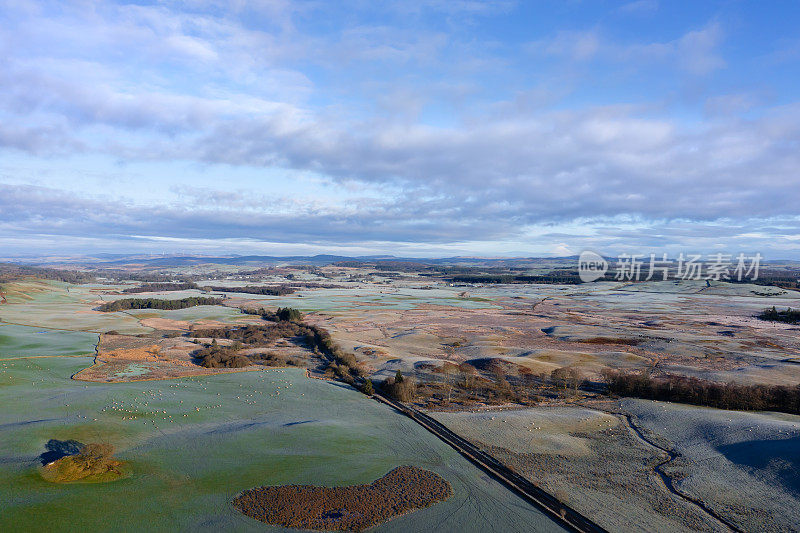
[0,324,97,359]
[434,407,618,457]
[0,357,566,533]
[431,405,726,532]
[624,399,800,531]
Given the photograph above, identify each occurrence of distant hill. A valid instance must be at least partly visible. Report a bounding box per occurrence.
[6,253,583,269]
[4,253,798,273]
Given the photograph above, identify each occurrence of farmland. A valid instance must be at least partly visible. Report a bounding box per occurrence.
[1,259,799,531]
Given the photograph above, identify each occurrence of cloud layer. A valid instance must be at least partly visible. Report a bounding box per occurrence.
[1,1,799,257]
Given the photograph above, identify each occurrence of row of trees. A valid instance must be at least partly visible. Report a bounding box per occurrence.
[729,270,800,290]
[207,282,343,295]
[603,370,800,414]
[122,282,198,293]
[449,273,584,284]
[205,285,297,296]
[297,319,364,384]
[98,297,222,312]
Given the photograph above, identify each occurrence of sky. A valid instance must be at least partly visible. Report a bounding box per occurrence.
[1,0,799,259]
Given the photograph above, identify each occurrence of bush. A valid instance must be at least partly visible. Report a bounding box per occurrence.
[550,366,582,393]
[196,346,252,368]
[40,442,125,483]
[362,379,374,396]
[383,375,416,402]
[758,306,800,324]
[277,307,303,321]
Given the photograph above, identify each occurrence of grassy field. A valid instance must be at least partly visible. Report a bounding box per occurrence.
[0,281,148,334]
[0,355,566,532]
[0,324,97,360]
[431,406,725,532]
[3,271,800,531]
[624,398,800,531]
[432,400,800,532]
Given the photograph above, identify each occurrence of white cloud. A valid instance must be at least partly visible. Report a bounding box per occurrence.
[621,22,725,75]
[0,1,797,257]
[527,22,725,77]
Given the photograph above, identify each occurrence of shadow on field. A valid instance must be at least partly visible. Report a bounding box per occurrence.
[283,420,316,427]
[39,439,84,465]
[718,436,800,494]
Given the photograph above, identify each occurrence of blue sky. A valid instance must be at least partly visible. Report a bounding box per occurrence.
[1,1,799,258]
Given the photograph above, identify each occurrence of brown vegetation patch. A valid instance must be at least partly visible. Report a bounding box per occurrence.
[140,317,192,330]
[233,466,451,531]
[40,443,129,483]
[580,337,642,346]
[74,333,253,382]
[104,344,163,361]
[466,357,523,374]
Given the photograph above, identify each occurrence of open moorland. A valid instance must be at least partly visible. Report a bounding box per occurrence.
[1,257,799,532]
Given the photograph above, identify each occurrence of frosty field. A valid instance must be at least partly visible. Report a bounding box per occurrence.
[0,357,565,532]
[2,266,800,532]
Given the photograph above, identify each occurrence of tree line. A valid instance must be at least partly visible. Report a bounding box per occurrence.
[448,273,586,284]
[603,370,800,414]
[729,270,800,290]
[205,285,296,296]
[122,282,199,293]
[98,297,223,312]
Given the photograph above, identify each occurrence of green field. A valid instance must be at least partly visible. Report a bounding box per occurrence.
[0,325,98,360]
[0,355,564,532]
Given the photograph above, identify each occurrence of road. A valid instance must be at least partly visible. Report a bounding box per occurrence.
[372,392,608,533]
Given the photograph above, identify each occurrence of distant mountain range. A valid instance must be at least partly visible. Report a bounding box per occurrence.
[3,253,582,268]
[3,253,797,269]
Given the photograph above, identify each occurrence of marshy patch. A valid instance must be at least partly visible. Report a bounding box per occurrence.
[232,465,452,530]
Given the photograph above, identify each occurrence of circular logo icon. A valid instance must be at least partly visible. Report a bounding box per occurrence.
[578,251,608,282]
